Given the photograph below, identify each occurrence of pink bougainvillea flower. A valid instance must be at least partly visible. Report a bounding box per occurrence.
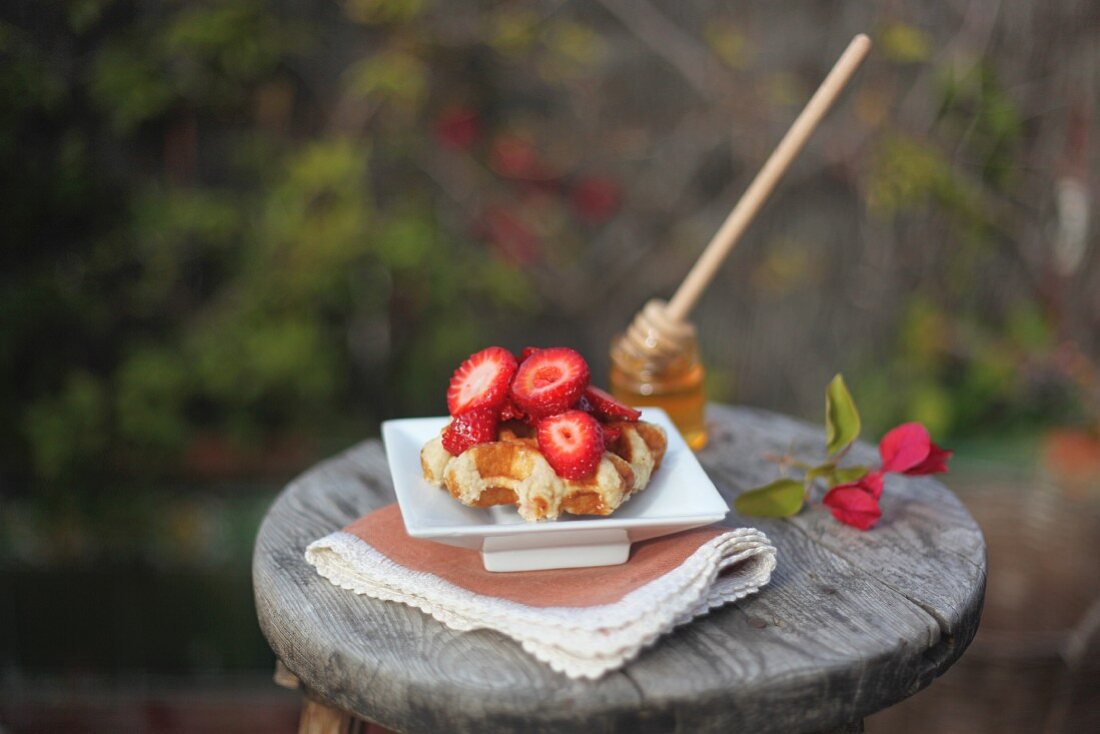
[434,105,480,150]
[822,481,882,530]
[879,422,931,473]
[490,135,547,180]
[904,442,953,475]
[859,470,885,500]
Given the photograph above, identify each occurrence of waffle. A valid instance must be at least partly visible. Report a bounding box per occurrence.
[420,420,667,522]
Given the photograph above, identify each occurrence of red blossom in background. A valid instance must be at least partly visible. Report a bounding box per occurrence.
[434,105,480,150]
[570,175,620,224]
[489,134,555,181]
[477,205,541,265]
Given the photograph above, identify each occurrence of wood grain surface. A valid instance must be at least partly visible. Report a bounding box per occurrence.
[253,405,986,734]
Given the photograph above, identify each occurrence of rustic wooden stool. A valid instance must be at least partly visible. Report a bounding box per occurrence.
[253,405,986,733]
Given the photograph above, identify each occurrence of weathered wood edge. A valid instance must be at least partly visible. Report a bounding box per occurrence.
[712,404,987,676]
[253,442,648,733]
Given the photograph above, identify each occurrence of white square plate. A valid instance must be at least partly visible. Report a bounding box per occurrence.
[382,408,729,572]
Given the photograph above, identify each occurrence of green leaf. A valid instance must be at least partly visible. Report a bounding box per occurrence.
[832,465,871,485]
[825,374,861,456]
[805,462,835,482]
[734,478,805,518]
[805,462,869,487]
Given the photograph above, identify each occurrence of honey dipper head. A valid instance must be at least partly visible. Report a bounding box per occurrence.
[614,299,697,370]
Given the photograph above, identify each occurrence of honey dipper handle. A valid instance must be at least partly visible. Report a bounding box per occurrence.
[666,33,872,323]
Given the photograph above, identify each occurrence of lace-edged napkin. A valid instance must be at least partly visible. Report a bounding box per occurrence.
[305,504,776,679]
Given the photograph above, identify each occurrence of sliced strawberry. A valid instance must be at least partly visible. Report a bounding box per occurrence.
[441,406,499,455]
[511,347,590,418]
[602,423,623,449]
[536,410,604,480]
[582,385,641,421]
[446,346,518,416]
[499,397,527,423]
[520,346,540,361]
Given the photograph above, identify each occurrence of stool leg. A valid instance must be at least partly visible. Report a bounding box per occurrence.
[274,659,301,690]
[275,659,390,734]
[297,697,359,734]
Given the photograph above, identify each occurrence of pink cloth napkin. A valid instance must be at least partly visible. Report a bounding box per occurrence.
[306,504,776,678]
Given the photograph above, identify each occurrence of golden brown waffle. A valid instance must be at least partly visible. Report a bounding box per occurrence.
[420,420,667,522]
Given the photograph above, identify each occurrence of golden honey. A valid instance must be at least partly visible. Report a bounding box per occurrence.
[610,311,708,450]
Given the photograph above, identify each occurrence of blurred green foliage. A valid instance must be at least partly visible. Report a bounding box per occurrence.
[0,0,535,489]
[858,58,1080,439]
[0,3,1089,497]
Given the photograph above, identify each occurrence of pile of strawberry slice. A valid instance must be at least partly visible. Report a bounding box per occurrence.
[441,346,642,480]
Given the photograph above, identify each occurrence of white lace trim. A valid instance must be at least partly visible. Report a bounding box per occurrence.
[306,528,775,679]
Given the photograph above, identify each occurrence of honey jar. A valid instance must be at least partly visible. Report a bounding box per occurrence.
[609,300,708,450]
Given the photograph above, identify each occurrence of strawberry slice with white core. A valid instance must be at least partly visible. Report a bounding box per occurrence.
[442,406,499,455]
[582,385,641,421]
[447,346,518,416]
[536,410,604,480]
[511,347,590,418]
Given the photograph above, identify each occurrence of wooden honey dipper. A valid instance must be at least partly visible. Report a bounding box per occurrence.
[617,34,872,366]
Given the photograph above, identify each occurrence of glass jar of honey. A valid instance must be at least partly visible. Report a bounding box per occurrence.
[609,300,708,450]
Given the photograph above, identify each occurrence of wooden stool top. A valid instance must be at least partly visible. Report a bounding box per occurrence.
[253,405,985,733]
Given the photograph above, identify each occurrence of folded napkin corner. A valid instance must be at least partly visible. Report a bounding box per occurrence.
[306,504,776,679]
